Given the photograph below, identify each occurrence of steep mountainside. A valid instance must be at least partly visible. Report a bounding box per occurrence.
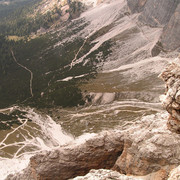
[0,0,179,109]
[0,0,180,179]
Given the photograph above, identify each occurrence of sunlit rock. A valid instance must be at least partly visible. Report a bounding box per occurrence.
[113,113,180,177]
[159,56,180,133]
[6,113,180,180]
[72,169,141,180]
[168,165,180,180]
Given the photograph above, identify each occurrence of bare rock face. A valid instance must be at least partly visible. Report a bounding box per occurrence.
[6,132,124,180]
[127,0,180,53]
[7,113,180,180]
[128,0,179,27]
[127,0,147,13]
[160,4,180,51]
[159,56,180,133]
[113,113,180,177]
[139,0,179,27]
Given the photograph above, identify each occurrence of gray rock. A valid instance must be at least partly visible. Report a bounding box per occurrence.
[160,4,180,51]
[139,0,179,27]
[127,0,179,27]
[127,0,147,13]
[6,132,124,180]
[72,169,141,180]
[127,0,180,53]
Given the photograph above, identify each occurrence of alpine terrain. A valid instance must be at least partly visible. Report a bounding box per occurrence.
[0,0,180,179]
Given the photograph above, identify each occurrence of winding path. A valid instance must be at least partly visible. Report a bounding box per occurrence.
[11,50,34,97]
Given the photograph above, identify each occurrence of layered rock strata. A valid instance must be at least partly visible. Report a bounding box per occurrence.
[159,56,180,134]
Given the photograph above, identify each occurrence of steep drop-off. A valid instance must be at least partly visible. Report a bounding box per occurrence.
[0,0,180,179]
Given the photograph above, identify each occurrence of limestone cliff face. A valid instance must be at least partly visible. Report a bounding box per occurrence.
[160,4,180,51]
[139,0,179,27]
[127,0,180,52]
[128,0,179,27]
[159,56,180,134]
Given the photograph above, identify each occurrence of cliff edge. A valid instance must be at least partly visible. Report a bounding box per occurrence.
[160,56,180,134]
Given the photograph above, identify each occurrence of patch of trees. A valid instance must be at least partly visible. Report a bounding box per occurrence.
[0,35,14,75]
[0,0,85,36]
[0,0,62,36]
[67,0,84,19]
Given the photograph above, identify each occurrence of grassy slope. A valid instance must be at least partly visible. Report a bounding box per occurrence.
[0,0,113,108]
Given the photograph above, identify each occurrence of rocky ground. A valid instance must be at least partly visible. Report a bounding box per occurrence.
[6,56,180,180]
[3,0,180,179]
[5,113,180,180]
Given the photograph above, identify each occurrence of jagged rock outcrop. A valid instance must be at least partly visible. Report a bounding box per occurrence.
[6,132,124,180]
[113,113,180,178]
[6,113,180,180]
[159,56,180,134]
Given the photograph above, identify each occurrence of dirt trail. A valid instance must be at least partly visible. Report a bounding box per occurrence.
[11,50,34,97]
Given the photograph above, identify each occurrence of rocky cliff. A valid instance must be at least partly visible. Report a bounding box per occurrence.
[159,4,180,51]
[6,113,180,180]
[127,0,179,27]
[4,0,180,179]
[159,56,180,134]
[127,0,180,52]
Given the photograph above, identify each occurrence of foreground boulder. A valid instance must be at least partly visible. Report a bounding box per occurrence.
[6,132,124,180]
